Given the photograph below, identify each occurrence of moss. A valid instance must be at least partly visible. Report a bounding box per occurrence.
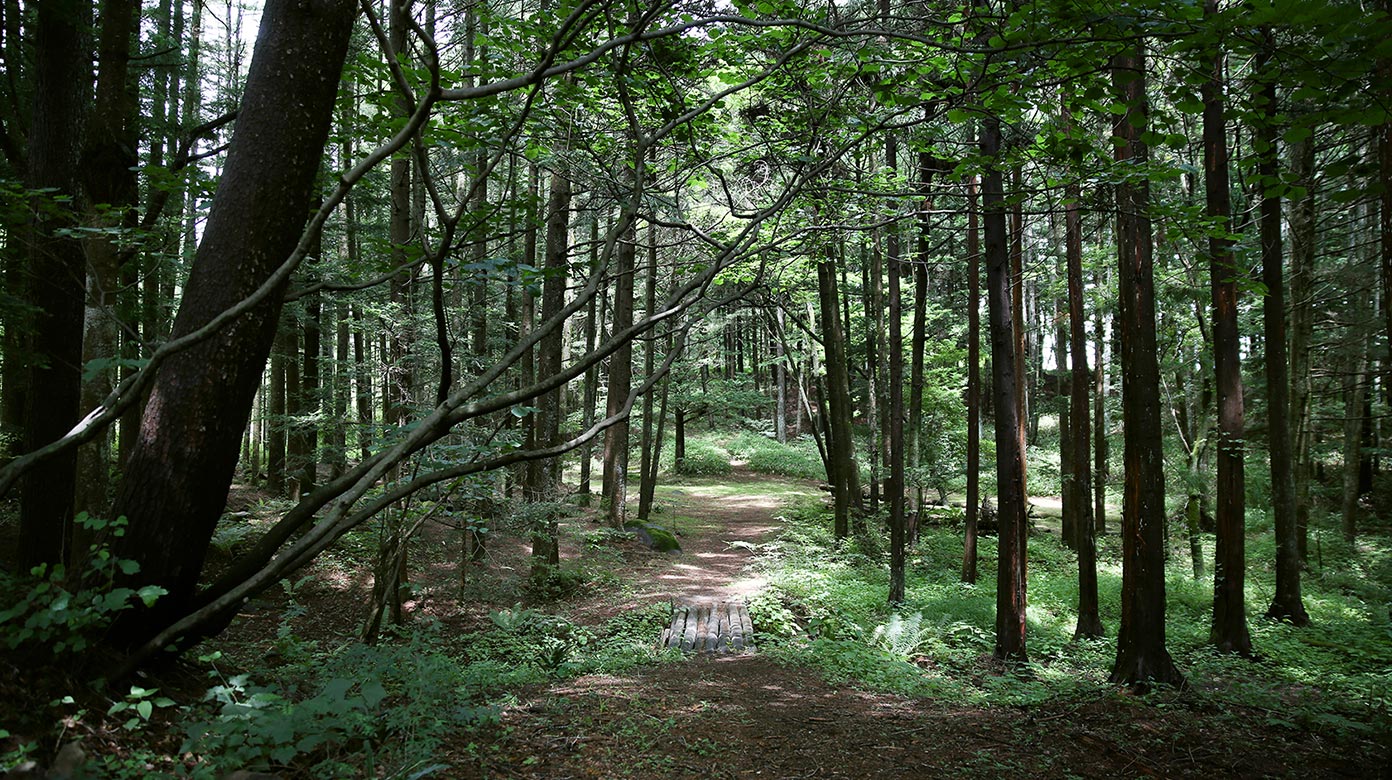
[625,522,682,553]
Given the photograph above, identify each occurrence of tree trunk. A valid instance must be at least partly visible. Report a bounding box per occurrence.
[1108,42,1184,690]
[578,213,600,504]
[603,229,635,528]
[963,174,981,585]
[19,0,90,570]
[1256,39,1308,626]
[75,0,140,525]
[1341,274,1372,543]
[267,326,289,494]
[1202,7,1252,655]
[1093,280,1109,537]
[982,115,1028,663]
[817,254,860,539]
[529,166,571,573]
[886,136,906,605]
[1289,135,1317,562]
[108,0,356,646]
[638,219,661,521]
[1065,139,1102,639]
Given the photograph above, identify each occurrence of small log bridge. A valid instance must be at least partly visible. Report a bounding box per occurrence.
[660,600,753,653]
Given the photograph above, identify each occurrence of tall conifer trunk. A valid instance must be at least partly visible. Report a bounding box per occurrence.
[1256,37,1309,626]
[982,115,1027,663]
[1108,42,1184,689]
[1202,3,1252,655]
[963,174,981,585]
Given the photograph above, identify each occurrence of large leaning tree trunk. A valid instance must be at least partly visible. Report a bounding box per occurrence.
[1108,41,1184,690]
[109,0,357,647]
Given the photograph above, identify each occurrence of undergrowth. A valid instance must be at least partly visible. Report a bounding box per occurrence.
[749,496,1392,738]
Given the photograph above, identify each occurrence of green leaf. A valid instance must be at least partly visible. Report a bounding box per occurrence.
[361,680,388,709]
[136,700,153,720]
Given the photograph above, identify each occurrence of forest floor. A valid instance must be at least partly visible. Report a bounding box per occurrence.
[7,469,1386,778]
[367,469,1382,780]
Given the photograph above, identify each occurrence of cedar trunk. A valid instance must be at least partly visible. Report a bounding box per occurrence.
[17,0,89,570]
[1065,164,1102,639]
[982,116,1027,663]
[1108,43,1184,689]
[1256,46,1308,626]
[1202,7,1252,655]
[963,175,981,585]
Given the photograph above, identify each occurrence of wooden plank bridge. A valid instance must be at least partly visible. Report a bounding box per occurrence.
[660,600,754,653]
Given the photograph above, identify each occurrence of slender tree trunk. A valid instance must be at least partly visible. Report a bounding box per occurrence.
[1065,139,1102,639]
[1341,228,1373,543]
[1256,39,1308,626]
[887,136,906,604]
[297,258,322,498]
[1202,7,1252,655]
[603,229,635,528]
[818,255,859,539]
[775,308,788,443]
[912,153,935,518]
[1093,275,1110,537]
[964,174,981,585]
[579,213,600,503]
[352,305,373,461]
[982,115,1028,663]
[638,219,661,521]
[529,166,571,574]
[75,0,140,525]
[267,326,289,494]
[1289,135,1317,561]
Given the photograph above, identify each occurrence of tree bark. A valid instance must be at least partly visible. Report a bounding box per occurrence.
[963,174,981,585]
[529,166,571,573]
[1064,137,1102,639]
[1202,6,1252,655]
[603,229,635,528]
[75,0,140,525]
[817,255,859,539]
[1256,39,1308,626]
[982,115,1027,663]
[1289,135,1317,561]
[108,0,356,646]
[18,0,90,570]
[638,219,661,521]
[1108,42,1184,690]
[887,136,906,605]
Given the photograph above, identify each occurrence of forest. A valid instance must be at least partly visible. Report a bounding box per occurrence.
[1,0,1390,775]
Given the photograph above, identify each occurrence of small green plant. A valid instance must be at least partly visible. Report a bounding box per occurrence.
[0,514,166,658]
[106,686,176,731]
[479,606,594,671]
[870,612,933,659]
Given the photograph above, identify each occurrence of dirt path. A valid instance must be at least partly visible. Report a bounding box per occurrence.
[448,473,1387,780]
[625,472,789,604]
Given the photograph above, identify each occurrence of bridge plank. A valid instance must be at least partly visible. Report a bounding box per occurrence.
[661,599,753,653]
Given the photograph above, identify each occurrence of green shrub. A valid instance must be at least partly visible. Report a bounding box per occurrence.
[674,440,731,476]
[184,629,484,779]
[0,514,166,659]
